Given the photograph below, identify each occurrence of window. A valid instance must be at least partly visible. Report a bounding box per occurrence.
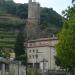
[36,54,38,58]
[33,49,35,52]
[36,49,38,53]
[29,55,31,58]
[29,50,31,53]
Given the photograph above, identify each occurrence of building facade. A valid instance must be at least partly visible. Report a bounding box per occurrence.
[27,37,59,70]
[26,0,60,71]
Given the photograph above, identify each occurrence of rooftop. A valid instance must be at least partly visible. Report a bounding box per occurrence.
[28,37,58,42]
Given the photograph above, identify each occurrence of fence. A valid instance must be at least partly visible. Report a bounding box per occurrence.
[0,57,26,75]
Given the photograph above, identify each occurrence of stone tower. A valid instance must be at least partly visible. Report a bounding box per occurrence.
[26,0,40,39]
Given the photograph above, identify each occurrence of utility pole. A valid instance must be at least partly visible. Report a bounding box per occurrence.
[36,50,38,69]
[35,50,38,75]
[25,20,29,75]
[41,58,48,75]
[43,58,45,75]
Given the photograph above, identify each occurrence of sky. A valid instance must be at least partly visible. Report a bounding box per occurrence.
[13,0,72,15]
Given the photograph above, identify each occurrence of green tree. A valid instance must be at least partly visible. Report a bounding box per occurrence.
[4,1,62,35]
[72,0,75,3]
[0,48,10,58]
[56,5,75,75]
[14,25,27,65]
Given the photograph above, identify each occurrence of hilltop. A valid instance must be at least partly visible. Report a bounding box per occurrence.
[1,0,63,36]
[0,0,63,58]
[0,0,25,57]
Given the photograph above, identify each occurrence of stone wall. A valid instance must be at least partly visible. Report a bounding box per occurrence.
[26,0,40,39]
[0,60,26,75]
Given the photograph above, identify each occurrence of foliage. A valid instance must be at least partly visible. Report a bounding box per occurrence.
[14,24,27,65]
[0,17,26,63]
[40,8,62,29]
[55,56,61,67]
[3,1,63,35]
[0,48,10,58]
[0,15,26,58]
[27,68,41,75]
[0,0,27,62]
[5,1,28,19]
[56,5,75,71]
[72,0,75,3]
[0,0,63,62]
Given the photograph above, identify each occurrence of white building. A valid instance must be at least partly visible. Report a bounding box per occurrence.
[27,37,59,70]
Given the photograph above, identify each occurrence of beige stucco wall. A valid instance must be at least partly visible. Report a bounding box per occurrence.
[27,38,59,70]
[27,46,57,70]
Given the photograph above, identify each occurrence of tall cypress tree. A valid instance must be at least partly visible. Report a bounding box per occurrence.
[14,25,27,65]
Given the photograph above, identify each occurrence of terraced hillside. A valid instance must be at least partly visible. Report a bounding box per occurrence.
[0,15,26,58]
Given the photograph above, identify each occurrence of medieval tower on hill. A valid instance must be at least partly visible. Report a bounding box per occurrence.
[26,0,40,39]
